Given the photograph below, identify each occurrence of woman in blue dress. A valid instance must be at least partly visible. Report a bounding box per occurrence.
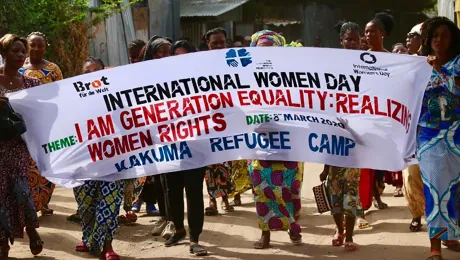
[419,17,460,260]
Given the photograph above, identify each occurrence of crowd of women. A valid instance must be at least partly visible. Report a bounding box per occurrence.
[0,11,458,260]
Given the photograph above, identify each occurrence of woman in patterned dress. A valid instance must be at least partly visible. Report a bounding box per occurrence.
[248,30,303,249]
[19,32,63,216]
[418,17,460,260]
[321,166,362,252]
[203,28,236,216]
[73,57,123,260]
[0,34,43,259]
[230,160,252,206]
[318,21,363,252]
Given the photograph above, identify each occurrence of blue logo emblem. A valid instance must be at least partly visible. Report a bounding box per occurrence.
[225,49,252,67]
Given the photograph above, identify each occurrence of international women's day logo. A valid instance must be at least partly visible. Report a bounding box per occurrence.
[225,49,253,68]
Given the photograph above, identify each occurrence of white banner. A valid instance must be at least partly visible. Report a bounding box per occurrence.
[8,47,431,186]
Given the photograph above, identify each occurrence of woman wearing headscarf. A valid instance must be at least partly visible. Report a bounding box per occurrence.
[0,33,43,259]
[248,30,304,249]
[19,31,63,216]
[418,17,460,260]
[131,36,176,239]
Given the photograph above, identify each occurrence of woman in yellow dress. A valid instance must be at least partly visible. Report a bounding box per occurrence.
[19,32,63,215]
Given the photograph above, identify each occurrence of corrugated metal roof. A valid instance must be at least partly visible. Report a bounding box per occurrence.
[181,0,249,17]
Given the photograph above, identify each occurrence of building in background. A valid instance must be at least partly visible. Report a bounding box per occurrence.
[90,0,435,66]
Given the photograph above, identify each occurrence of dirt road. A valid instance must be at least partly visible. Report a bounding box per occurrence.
[8,163,458,259]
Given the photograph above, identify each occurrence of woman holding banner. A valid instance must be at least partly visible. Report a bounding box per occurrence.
[131,36,176,239]
[248,30,304,250]
[204,28,236,216]
[19,31,64,216]
[73,57,124,260]
[0,34,43,259]
[360,12,401,212]
[160,40,207,256]
[418,16,460,260]
[318,21,363,252]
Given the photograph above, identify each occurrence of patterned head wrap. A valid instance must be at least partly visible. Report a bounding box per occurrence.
[250,30,286,47]
[285,41,303,47]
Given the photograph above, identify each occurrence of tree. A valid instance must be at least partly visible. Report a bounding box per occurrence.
[0,0,137,77]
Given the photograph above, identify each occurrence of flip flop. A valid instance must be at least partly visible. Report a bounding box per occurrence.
[67,213,81,224]
[358,218,371,229]
[125,212,137,224]
[75,242,90,252]
[104,251,120,260]
[221,203,234,213]
[288,230,302,245]
[229,199,242,207]
[332,231,345,247]
[253,239,270,249]
[426,254,443,260]
[345,242,358,252]
[41,208,54,216]
[409,221,423,232]
[374,201,388,210]
[393,188,404,197]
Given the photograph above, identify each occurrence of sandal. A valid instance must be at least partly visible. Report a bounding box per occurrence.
[442,240,460,252]
[358,217,370,229]
[104,251,120,260]
[409,221,423,232]
[41,207,54,216]
[254,231,270,249]
[374,201,388,210]
[332,231,345,247]
[426,253,443,260]
[125,212,137,224]
[344,242,358,252]
[221,201,234,213]
[288,230,302,245]
[221,204,234,213]
[190,244,208,256]
[67,212,81,224]
[229,199,242,207]
[75,242,90,252]
[393,187,404,197]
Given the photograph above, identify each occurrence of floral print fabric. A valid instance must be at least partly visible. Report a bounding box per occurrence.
[0,77,40,244]
[327,166,363,217]
[230,160,252,197]
[205,162,235,199]
[74,180,123,253]
[249,160,303,232]
[417,55,460,240]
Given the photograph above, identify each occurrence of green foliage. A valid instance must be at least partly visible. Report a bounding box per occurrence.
[0,0,138,77]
